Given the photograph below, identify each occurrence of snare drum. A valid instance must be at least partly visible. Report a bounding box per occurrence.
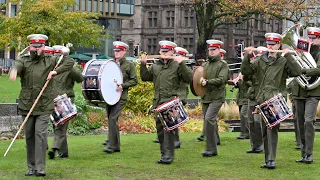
[82,59,123,105]
[154,97,189,131]
[51,94,77,126]
[255,93,293,129]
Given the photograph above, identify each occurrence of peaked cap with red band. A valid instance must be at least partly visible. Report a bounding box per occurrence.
[44,46,54,54]
[307,27,320,38]
[113,41,129,51]
[219,49,226,56]
[206,39,223,50]
[27,34,48,47]
[159,40,177,52]
[256,46,268,55]
[52,45,70,56]
[265,33,282,45]
[174,47,189,57]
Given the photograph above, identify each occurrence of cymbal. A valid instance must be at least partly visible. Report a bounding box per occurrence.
[191,66,207,96]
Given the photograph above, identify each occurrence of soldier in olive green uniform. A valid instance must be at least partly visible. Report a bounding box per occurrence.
[104,41,138,153]
[241,33,301,169]
[233,73,250,139]
[197,48,228,144]
[200,40,229,157]
[48,45,84,159]
[286,80,301,150]
[246,47,265,153]
[140,40,192,164]
[294,27,320,164]
[10,34,74,177]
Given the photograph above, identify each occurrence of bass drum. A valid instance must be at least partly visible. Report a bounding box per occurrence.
[82,59,123,105]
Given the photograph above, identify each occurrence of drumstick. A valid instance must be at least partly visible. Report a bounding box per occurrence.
[4,55,64,157]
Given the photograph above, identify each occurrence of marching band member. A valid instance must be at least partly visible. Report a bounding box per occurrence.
[48,45,83,159]
[104,41,138,153]
[199,39,229,157]
[233,73,250,140]
[219,49,226,60]
[173,46,191,148]
[198,47,228,144]
[293,27,320,164]
[10,34,74,176]
[140,40,192,164]
[245,46,266,153]
[44,46,54,56]
[241,33,301,169]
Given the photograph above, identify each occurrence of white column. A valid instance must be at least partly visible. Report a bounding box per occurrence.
[4,3,11,60]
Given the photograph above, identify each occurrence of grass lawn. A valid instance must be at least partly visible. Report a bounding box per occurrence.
[0,132,319,179]
[0,74,237,103]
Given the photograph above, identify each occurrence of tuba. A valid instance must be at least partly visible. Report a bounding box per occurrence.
[282,24,320,90]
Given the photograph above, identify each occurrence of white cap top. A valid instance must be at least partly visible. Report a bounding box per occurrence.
[159,40,177,52]
[174,47,189,56]
[113,41,129,51]
[206,39,223,50]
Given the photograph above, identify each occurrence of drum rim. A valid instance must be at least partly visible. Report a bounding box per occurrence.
[100,60,123,105]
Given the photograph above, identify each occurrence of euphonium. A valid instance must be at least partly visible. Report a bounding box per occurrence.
[282,24,320,90]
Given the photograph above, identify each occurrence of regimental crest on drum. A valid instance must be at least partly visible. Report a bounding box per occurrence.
[154,97,189,131]
[84,77,98,89]
[255,93,293,129]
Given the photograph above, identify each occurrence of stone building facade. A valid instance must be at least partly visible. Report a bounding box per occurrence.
[121,0,283,63]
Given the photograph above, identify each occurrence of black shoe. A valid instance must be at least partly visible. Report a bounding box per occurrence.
[237,136,249,139]
[295,145,301,150]
[305,155,313,164]
[197,136,204,141]
[104,147,120,153]
[255,146,263,153]
[57,153,69,158]
[102,140,109,146]
[260,162,268,168]
[246,148,257,153]
[296,157,306,163]
[266,160,276,169]
[25,170,35,176]
[217,142,221,145]
[201,151,217,157]
[153,139,160,143]
[35,170,46,177]
[48,150,56,159]
[174,141,181,149]
[157,159,172,164]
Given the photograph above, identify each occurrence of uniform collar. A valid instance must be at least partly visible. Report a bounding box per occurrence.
[208,55,221,62]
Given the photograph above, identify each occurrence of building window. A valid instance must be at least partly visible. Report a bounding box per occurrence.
[166,10,174,27]
[82,0,86,11]
[147,38,157,54]
[182,37,193,54]
[148,11,157,28]
[10,4,16,17]
[129,19,134,29]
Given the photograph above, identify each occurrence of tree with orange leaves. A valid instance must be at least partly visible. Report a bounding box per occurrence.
[182,0,319,59]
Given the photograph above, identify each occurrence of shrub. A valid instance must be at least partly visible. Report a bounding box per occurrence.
[125,65,154,115]
[68,93,106,135]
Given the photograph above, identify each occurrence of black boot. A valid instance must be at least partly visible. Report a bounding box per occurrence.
[48,148,57,159]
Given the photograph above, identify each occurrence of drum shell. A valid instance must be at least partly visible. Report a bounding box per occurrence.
[155,97,189,131]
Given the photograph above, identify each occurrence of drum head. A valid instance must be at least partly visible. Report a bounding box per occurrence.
[191,66,207,96]
[100,60,123,105]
